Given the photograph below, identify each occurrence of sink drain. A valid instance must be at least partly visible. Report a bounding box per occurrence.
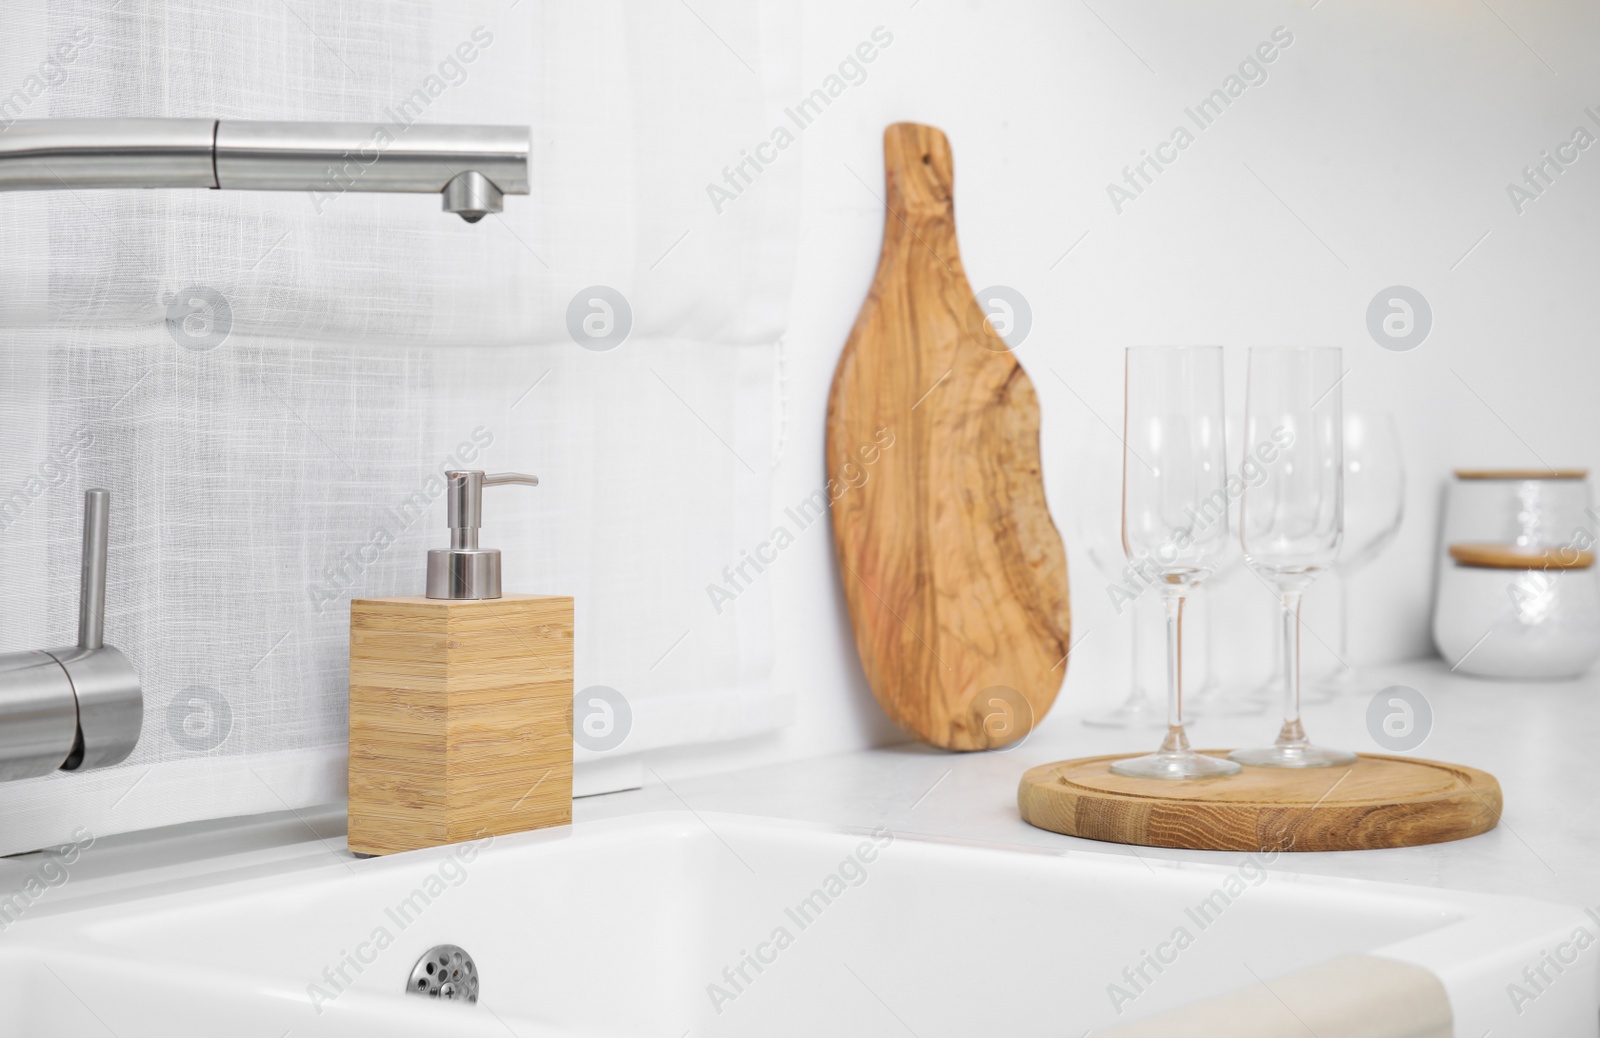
[407,944,480,1003]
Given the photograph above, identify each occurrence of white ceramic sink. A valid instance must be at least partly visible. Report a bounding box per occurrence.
[1,811,1592,1036]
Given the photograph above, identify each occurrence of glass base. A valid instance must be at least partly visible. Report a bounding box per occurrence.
[1082,693,1170,730]
[1228,744,1357,768]
[1111,750,1242,780]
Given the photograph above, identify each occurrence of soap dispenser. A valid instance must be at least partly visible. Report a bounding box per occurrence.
[347,470,573,856]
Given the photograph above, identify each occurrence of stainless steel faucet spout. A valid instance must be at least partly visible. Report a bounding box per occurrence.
[0,119,531,222]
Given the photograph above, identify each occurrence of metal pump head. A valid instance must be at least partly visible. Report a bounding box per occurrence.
[425,470,539,600]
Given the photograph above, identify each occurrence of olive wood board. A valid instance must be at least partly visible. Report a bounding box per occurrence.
[1017,752,1501,852]
[825,121,1071,752]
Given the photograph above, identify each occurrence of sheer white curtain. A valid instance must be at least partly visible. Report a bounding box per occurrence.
[0,0,800,853]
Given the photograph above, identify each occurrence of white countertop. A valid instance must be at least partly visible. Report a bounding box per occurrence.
[579,658,1596,909]
[3,658,1593,916]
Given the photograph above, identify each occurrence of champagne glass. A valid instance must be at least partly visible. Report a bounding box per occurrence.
[1230,348,1355,769]
[1111,347,1240,779]
[1233,412,1292,712]
[1187,416,1266,718]
[1080,561,1164,728]
[1072,429,1166,729]
[1244,597,1287,708]
[1315,411,1405,696]
[1185,582,1265,718]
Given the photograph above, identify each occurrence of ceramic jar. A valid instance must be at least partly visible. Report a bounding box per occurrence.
[1433,469,1600,679]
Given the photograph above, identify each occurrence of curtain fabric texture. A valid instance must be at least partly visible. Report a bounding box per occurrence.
[0,0,800,854]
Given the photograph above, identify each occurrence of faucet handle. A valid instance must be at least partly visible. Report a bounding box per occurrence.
[0,488,141,781]
[53,489,143,772]
[78,488,109,651]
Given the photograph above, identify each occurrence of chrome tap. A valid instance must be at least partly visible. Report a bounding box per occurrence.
[0,490,142,780]
[0,119,530,222]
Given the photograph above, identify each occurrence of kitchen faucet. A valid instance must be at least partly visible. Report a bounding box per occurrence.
[0,119,531,780]
[0,490,142,781]
[0,119,530,222]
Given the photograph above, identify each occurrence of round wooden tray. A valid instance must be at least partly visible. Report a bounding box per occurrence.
[1017,752,1501,852]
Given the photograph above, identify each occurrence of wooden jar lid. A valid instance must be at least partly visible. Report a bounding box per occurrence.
[1454,468,1588,481]
[1448,542,1595,570]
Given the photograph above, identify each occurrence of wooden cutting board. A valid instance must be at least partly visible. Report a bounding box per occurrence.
[825,122,1070,751]
[1018,753,1502,851]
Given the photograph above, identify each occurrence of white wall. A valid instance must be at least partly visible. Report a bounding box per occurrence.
[661,0,1600,777]
[0,0,804,844]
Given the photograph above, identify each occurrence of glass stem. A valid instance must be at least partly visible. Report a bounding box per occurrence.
[1272,614,1284,687]
[1128,592,1145,702]
[1159,590,1190,753]
[1335,567,1350,675]
[1276,588,1307,748]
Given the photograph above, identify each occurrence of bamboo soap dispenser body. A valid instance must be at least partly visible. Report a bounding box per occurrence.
[348,470,573,857]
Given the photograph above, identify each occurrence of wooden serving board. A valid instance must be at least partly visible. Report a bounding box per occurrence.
[826,122,1070,751]
[1018,753,1501,852]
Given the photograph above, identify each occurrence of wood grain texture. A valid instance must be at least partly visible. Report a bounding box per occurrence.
[826,122,1070,751]
[1018,752,1501,852]
[1454,468,1587,480]
[348,594,573,856]
[1448,541,1595,570]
